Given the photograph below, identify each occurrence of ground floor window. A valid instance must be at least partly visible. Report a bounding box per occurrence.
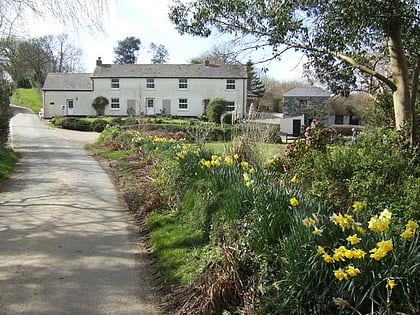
[226,101,235,112]
[178,98,188,110]
[111,98,120,110]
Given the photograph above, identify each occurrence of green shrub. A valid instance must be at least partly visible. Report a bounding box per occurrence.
[206,98,227,123]
[90,119,108,132]
[59,117,91,131]
[0,80,12,147]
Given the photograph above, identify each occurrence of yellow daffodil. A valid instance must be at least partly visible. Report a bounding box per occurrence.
[290,176,298,182]
[346,265,361,277]
[322,253,335,263]
[245,180,255,187]
[330,213,354,231]
[334,298,348,306]
[333,268,348,280]
[313,227,323,236]
[302,217,316,226]
[377,240,393,252]
[386,279,397,289]
[317,246,326,254]
[369,247,388,261]
[406,220,419,230]
[289,197,299,206]
[351,248,366,259]
[346,234,362,245]
[352,201,364,211]
[400,229,414,238]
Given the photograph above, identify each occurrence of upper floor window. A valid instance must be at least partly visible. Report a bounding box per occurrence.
[111,98,120,110]
[111,78,120,89]
[146,78,155,89]
[299,99,308,107]
[178,98,188,110]
[179,79,188,89]
[226,79,236,90]
[226,101,235,112]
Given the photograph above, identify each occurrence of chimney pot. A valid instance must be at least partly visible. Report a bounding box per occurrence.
[204,59,209,66]
[96,57,102,67]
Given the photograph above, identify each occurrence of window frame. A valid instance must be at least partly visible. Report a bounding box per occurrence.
[146,78,155,89]
[226,79,236,90]
[178,78,188,89]
[110,98,120,110]
[226,101,235,112]
[111,78,120,89]
[178,98,188,110]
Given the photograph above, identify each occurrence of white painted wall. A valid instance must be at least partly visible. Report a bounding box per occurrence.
[43,90,94,118]
[43,76,247,118]
[92,77,247,117]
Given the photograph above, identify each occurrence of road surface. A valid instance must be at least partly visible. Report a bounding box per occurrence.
[0,107,161,314]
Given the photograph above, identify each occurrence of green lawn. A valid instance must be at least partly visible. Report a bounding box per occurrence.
[10,88,43,113]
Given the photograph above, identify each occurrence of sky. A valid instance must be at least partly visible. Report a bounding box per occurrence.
[26,0,306,82]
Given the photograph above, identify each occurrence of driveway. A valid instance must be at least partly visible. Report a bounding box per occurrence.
[0,106,161,314]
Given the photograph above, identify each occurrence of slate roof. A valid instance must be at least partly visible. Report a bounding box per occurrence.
[92,63,248,79]
[42,73,93,91]
[283,87,330,97]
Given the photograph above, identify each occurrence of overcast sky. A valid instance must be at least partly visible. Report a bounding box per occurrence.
[27,0,305,81]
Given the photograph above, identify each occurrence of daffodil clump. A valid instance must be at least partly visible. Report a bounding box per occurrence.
[304,205,418,282]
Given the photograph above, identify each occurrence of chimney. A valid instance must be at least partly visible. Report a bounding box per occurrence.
[96,57,102,67]
[204,59,209,66]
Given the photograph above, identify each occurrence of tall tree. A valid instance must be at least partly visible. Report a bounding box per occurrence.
[114,36,141,64]
[247,60,265,98]
[189,42,241,64]
[169,0,419,142]
[150,43,169,64]
[2,35,84,88]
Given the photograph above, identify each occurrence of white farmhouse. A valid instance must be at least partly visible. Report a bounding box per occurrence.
[42,58,248,119]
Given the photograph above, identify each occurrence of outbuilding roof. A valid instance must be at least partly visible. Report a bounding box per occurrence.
[92,63,248,79]
[42,73,93,91]
[283,87,330,97]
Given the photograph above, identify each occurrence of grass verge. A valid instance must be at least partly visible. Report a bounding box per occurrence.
[0,147,17,184]
[10,88,43,113]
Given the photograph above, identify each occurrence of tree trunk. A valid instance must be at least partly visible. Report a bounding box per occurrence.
[388,24,411,130]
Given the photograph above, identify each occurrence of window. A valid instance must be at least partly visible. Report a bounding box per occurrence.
[147,98,154,108]
[226,79,236,90]
[179,79,188,89]
[299,99,308,107]
[146,78,155,89]
[178,98,188,110]
[335,115,344,125]
[226,101,235,112]
[111,98,120,110]
[111,78,120,89]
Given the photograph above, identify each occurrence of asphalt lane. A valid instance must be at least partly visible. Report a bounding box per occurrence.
[0,107,160,314]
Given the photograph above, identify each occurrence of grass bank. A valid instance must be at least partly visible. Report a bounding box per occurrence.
[0,147,17,184]
[10,88,43,113]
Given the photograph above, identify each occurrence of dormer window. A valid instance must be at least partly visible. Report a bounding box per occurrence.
[111,78,120,89]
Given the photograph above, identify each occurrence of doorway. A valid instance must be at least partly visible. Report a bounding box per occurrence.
[66,99,74,115]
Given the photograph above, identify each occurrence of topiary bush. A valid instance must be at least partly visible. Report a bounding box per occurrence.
[206,98,227,123]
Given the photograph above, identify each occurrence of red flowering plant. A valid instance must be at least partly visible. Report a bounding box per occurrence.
[268,118,335,174]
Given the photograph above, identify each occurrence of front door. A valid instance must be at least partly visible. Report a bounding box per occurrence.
[146,98,155,115]
[66,99,74,116]
[292,119,301,137]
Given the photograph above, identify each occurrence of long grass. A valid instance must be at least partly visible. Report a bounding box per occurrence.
[0,147,17,184]
[10,88,43,113]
